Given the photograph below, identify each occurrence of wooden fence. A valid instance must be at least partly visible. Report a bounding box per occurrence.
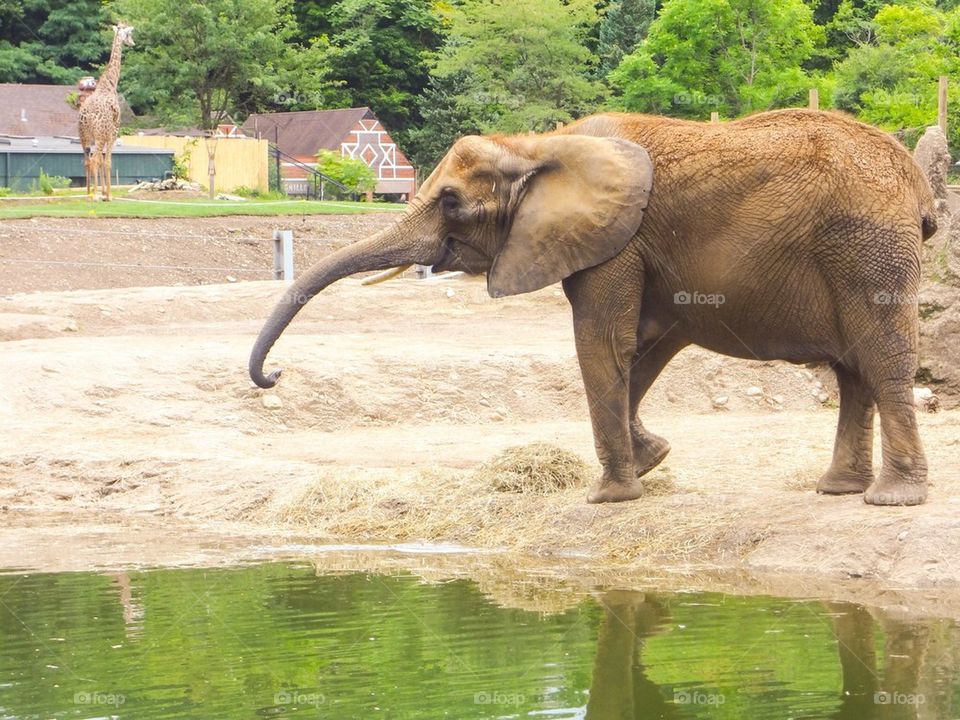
[119,134,269,193]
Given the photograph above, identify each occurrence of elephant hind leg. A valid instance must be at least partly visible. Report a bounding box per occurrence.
[849,313,927,505]
[817,364,875,495]
[865,371,928,506]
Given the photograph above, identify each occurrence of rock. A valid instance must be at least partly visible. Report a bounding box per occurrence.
[913,386,941,413]
[62,319,78,332]
[261,394,283,410]
[226,276,237,283]
[771,394,784,405]
[816,391,830,404]
[128,178,202,193]
[445,288,456,298]
[914,126,960,283]
[914,125,950,201]
[897,530,909,542]
[918,284,960,408]
[745,386,762,397]
[712,395,729,409]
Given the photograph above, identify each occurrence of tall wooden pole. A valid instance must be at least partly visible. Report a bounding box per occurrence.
[710,111,719,124]
[808,88,819,111]
[938,76,948,135]
[206,132,217,200]
[274,125,282,194]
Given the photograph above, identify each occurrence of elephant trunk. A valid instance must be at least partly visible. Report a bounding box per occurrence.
[249,223,428,388]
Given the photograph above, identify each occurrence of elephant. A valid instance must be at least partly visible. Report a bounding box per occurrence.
[250,109,937,506]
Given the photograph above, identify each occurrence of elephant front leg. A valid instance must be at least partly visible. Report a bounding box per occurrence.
[629,334,686,478]
[569,304,643,503]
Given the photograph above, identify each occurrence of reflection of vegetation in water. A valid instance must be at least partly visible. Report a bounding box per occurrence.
[0,564,957,719]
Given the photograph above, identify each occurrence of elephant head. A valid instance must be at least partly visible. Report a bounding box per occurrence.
[249,132,655,388]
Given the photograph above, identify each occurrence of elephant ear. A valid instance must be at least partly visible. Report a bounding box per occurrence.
[487,135,654,298]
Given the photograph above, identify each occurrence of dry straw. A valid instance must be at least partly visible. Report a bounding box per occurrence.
[475,442,591,494]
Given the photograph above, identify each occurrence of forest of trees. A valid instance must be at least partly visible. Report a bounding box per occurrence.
[2,0,959,172]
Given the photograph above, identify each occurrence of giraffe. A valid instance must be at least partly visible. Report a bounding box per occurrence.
[78,23,135,201]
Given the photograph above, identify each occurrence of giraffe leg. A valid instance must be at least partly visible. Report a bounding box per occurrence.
[91,151,102,200]
[103,151,112,202]
[84,149,93,198]
[97,150,108,200]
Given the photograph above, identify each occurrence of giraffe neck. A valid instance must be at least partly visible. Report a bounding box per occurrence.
[98,31,125,93]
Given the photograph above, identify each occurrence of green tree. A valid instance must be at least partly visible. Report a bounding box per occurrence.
[321,0,442,146]
[0,0,111,83]
[405,71,483,174]
[609,0,824,118]
[834,3,960,148]
[316,149,377,194]
[429,0,606,136]
[114,0,307,129]
[596,0,656,76]
[291,0,338,41]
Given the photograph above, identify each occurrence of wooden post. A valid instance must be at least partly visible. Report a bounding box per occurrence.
[939,75,948,135]
[274,126,282,194]
[273,230,294,282]
[556,121,565,130]
[809,88,819,111]
[206,133,217,200]
[710,112,719,124]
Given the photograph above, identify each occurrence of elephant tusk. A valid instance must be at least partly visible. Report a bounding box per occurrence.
[361,265,412,286]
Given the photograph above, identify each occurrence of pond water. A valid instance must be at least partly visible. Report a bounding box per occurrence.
[0,561,957,719]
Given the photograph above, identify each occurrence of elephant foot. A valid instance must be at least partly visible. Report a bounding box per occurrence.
[864,468,928,506]
[587,468,645,504]
[632,429,670,478]
[816,467,872,495]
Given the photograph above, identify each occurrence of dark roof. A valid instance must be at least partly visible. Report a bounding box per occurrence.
[0,83,135,138]
[0,135,173,155]
[135,127,208,137]
[0,84,77,137]
[241,107,374,157]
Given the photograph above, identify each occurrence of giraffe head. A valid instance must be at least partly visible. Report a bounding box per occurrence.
[113,23,135,47]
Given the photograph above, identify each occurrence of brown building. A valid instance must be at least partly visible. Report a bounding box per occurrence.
[0,83,133,137]
[242,107,417,198]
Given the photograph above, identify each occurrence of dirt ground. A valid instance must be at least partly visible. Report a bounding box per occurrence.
[2,214,960,611]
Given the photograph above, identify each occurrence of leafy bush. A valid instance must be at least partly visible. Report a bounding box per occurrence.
[315,150,377,195]
[0,187,10,197]
[170,152,190,180]
[233,186,287,200]
[36,169,71,195]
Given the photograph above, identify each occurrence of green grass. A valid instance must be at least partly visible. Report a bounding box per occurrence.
[0,195,405,219]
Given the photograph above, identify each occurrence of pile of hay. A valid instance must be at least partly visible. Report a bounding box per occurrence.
[475,442,591,494]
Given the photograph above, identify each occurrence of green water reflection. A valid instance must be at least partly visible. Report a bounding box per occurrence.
[0,562,956,718]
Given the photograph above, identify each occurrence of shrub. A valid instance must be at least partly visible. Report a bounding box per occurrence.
[233,186,286,200]
[315,150,377,195]
[0,187,10,197]
[36,169,72,195]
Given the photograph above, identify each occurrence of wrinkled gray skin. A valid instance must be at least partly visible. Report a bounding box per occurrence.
[250,109,937,505]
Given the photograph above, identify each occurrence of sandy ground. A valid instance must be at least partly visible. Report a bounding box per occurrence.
[2,215,960,612]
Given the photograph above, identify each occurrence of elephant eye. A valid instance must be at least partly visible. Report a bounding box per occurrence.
[440,193,461,215]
